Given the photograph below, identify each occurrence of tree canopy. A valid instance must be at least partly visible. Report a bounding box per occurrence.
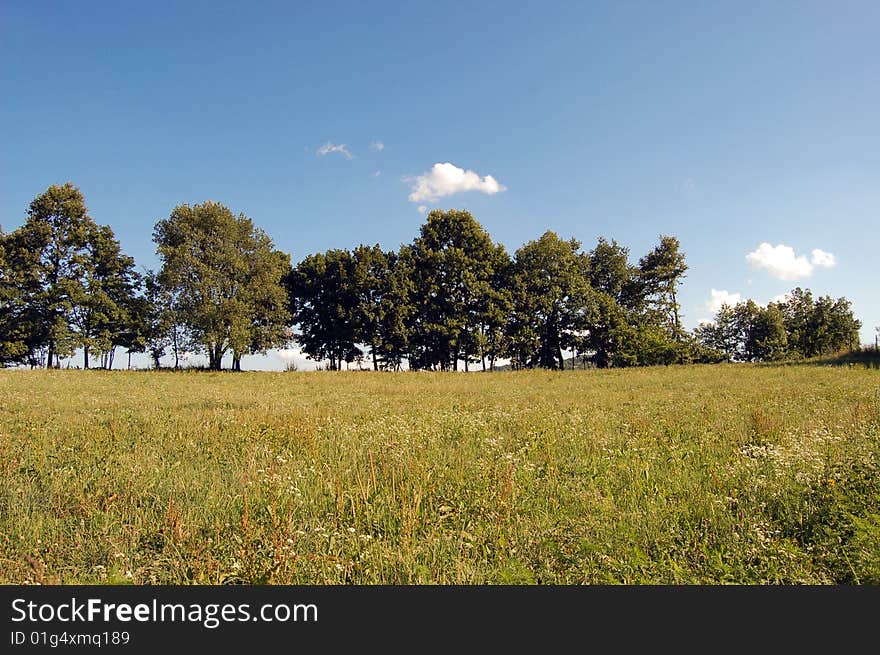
[152,201,291,370]
[1,183,865,371]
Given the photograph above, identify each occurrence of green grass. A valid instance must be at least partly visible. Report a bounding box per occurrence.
[798,348,880,369]
[1,365,878,584]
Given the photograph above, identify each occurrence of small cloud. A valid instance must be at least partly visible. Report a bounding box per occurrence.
[746,243,814,280]
[706,288,742,313]
[370,141,385,152]
[417,205,428,214]
[316,142,354,159]
[406,162,506,203]
[372,170,381,177]
[810,248,836,268]
[697,317,715,327]
[770,293,791,305]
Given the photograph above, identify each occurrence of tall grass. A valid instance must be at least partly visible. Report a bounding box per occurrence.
[1,365,877,584]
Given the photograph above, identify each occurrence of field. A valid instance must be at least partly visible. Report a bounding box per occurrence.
[1,364,878,584]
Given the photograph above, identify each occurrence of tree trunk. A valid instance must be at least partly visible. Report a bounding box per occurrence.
[372,344,378,371]
[83,346,90,369]
[128,351,132,370]
[109,347,116,369]
[47,342,54,369]
[671,288,680,331]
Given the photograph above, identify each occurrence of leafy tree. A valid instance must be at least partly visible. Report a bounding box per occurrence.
[142,270,195,369]
[1,183,141,368]
[407,210,499,371]
[588,237,644,311]
[509,231,592,369]
[373,248,413,371]
[777,288,860,358]
[749,302,788,361]
[582,291,636,368]
[778,288,814,358]
[694,305,739,362]
[0,228,43,365]
[696,288,858,363]
[153,201,291,371]
[116,293,150,369]
[477,244,513,371]
[731,300,787,362]
[288,249,360,370]
[583,237,653,367]
[229,229,292,371]
[639,235,688,337]
[349,244,405,370]
[69,224,141,368]
[9,184,96,367]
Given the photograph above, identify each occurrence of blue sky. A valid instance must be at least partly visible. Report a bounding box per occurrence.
[2,1,878,368]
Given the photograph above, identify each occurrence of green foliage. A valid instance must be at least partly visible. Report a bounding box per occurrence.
[0,183,142,368]
[407,210,503,371]
[4,185,864,374]
[696,289,861,363]
[153,201,291,370]
[778,288,861,357]
[638,235,688,337]
[288,249,361,370]
[0,229,39,364]
[508,231,591,369]
[142,270,196,369]
[69,224,142,368]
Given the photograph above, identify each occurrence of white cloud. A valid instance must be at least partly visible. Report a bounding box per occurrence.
[770,293,791,305]
[370,141,385,152]
[811,248,836,268]
[407,162,506,203]
[417,205,428,214]
[697,317,715,327]
[746,243,814,280]
[316,142,354,159]
[706,289,742,313]
[372,170,381,177]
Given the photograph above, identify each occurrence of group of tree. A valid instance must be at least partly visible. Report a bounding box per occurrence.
[0,183,142,369]
[694,289,862,362]
[288,209,702,370]
[0,184,290,370]
[0,183,863,371]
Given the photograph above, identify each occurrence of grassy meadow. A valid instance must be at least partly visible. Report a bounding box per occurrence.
[1,364,878,584]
